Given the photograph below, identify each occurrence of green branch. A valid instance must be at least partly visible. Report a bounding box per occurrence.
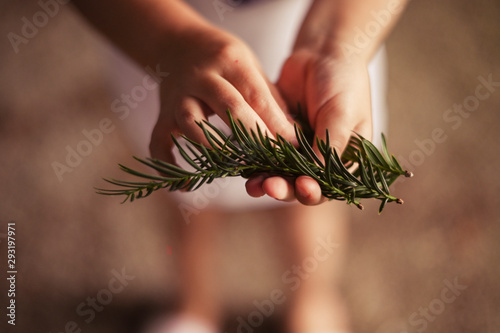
[96,110,413,213]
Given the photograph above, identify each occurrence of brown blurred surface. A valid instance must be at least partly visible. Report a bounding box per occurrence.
[0,0,499,332]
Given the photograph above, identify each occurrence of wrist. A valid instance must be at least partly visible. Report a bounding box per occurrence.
[293,0,406,65]
[294,29,376,66]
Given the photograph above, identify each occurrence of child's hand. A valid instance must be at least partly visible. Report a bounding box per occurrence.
[149,27,296,164]
[246,50,373,205]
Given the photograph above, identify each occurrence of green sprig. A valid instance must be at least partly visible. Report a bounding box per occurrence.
[96,110,413,213]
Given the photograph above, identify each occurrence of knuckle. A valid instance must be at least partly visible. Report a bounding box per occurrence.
[224,96,246,114]
[215,41,245,61]
[278,120,295,136]
[247,93,269,112]
[330,138,348,150]
[176,106,197,127]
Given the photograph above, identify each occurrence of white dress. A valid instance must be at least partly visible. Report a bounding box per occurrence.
[107,0,388,211]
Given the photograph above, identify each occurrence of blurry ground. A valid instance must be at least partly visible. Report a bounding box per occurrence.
[0,0,499,332]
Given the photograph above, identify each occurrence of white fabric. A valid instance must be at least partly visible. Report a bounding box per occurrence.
[143,315,217,333]
[107,0,388,211]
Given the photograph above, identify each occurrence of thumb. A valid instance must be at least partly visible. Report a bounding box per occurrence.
[311,98,353,159]
[276,51,309,117]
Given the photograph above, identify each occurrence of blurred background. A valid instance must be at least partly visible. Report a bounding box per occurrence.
[0,0,499,332]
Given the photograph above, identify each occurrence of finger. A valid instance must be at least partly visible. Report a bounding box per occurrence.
[149,89,185,164]
[193,74,275,138]
[266,78,289,115]
[311,95,354,156]
[262,177,295,202]
[353,119,373,141]
[174,96,211,146]
[245,175,266,198]
[265,77,298,136]
[223,67,296,142]
[276,52,308,112]
[295,175,327,205]
[149,114,178,164]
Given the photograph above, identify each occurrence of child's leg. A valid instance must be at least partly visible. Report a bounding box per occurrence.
[272,203,351,333]
[176,208,223,327]
[145,206,224,333]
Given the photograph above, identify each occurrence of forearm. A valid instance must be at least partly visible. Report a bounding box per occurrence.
[71,0,212,67]
[295,0,408,63]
